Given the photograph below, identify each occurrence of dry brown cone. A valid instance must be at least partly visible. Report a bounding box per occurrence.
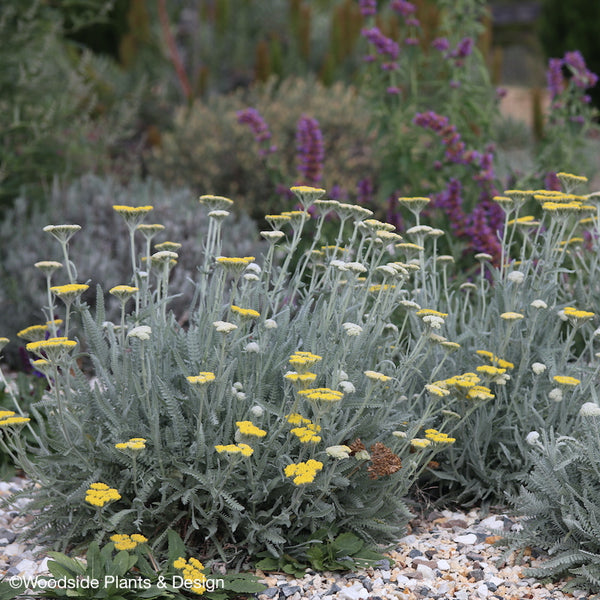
[367,442,402,480]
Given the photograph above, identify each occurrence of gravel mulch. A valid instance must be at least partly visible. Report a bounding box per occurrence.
[0,477,591,600]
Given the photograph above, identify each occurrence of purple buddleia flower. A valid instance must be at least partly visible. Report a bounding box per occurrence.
[358,0,377,16]
[564,50,599,89]
[432,37,449,52]
[453,37,474,59]
[296,115,325,186]
[391,0,416,16]
[361,27,400,60]
[465,203,502,265]
[237,108,277,157]
[405,37,419,46]
[547,58,565,99]
[545,172,561,191]
[386,86,401,95]
[432,178,467,237]
[405,17,420,27]
[357,178,374,205]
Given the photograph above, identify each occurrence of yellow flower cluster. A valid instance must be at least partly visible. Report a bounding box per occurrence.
[115,437,147,451]
[368,284,396,293]
[214,443,254,457]
[0,410,30,427]
[476,350,514,370]
[85,483,121,507]
[298,388,344,402]
[430,372,495,401]
[50,284,89,302]
[230,305,261,319]
[416,309,449,318]
[289,351,322,372]
[553,375,581,387]
[26,337,77,355]
[109,534,148,551]
[236,421,267,437]
[187,372,216,385]
[476,365,506,376]
[563,306,595,321]
[287,414,321,443]
[113,205,154,216]
[109,285,139,301]
[284,372,317,389]
[215,256,255,274]
[500,311,524,321]
[410,438,431,449]
[173,557,207,595]
[284,459,324,485]
[364,370,391,383]
[424,429,456,444]
[17,325,48,341]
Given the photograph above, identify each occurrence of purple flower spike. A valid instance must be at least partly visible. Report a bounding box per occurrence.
[453,37,474,59]
[237,108,276,157]
[547,58,565,99]
[432,37,449,52]
[391,0,416,16]
[359,0,377,16]
[296,115,325,186]
[361,27,400,60]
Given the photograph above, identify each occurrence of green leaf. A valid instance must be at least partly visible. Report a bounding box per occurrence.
[86,541,103,580]
[0,580,26,600]
[221,574,267,593]
[166,530,188,567]
[332,532,364,556]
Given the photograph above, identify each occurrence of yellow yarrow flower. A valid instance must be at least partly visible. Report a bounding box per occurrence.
[230,305,260,319]
[425,383,451,397]
[17,325,48,342]
[500,311,524,321]
[466,385,495,401]
[236,421,267,438]
[187,372,216,385]
[0,416,30,427]
[85,483,121,507]
[173,556,207,595]
[290,426,322,443]
[286,413,312,426]
[109,285,139,302]
[563,306,595,322]
[553,375,581,387]
[364,370,391,383]
[410,438,431,449]
[110,533,148,551]
[288,351,322,373]
[298,388,344,402]
[284,459,323,485]
[115,437,147,451]
[215,443,254,457]
[26,337,77,356]
[416,309,449,318]
[476,365,506,376]
[475,350,514,370]
[50,284,89,303]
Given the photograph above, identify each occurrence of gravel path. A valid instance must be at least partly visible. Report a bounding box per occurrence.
[0,477,590,600]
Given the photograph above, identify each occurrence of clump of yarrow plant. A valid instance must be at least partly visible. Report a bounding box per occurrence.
[0,185,490,565]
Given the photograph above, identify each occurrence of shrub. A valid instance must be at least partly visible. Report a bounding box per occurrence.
[0,187,481,565]
[0,175,263,369]
[145,77,376,222]
[0,0,142,213]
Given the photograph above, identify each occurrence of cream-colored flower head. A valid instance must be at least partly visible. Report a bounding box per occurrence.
[128,326,152,341]
[34,260,63,277]
[290,185,326,208]
[199,195,234,212]
[43,224,81,244]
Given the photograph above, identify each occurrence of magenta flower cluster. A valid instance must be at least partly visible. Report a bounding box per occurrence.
[413,111,504,262]
[237,108,277,157]
[547,50,598,103]
[361,26,400,69]
[296,115,325,186]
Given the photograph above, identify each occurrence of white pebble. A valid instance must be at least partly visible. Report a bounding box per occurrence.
[454,533,477,545]
[437,559,450,570]
[416,564,435,580]
[476,583,489,598]
[338,582,369,600]
[454,590,469,600]
[479,516,504,530]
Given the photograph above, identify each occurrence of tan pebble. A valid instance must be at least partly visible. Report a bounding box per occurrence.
[485,535,502,544]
